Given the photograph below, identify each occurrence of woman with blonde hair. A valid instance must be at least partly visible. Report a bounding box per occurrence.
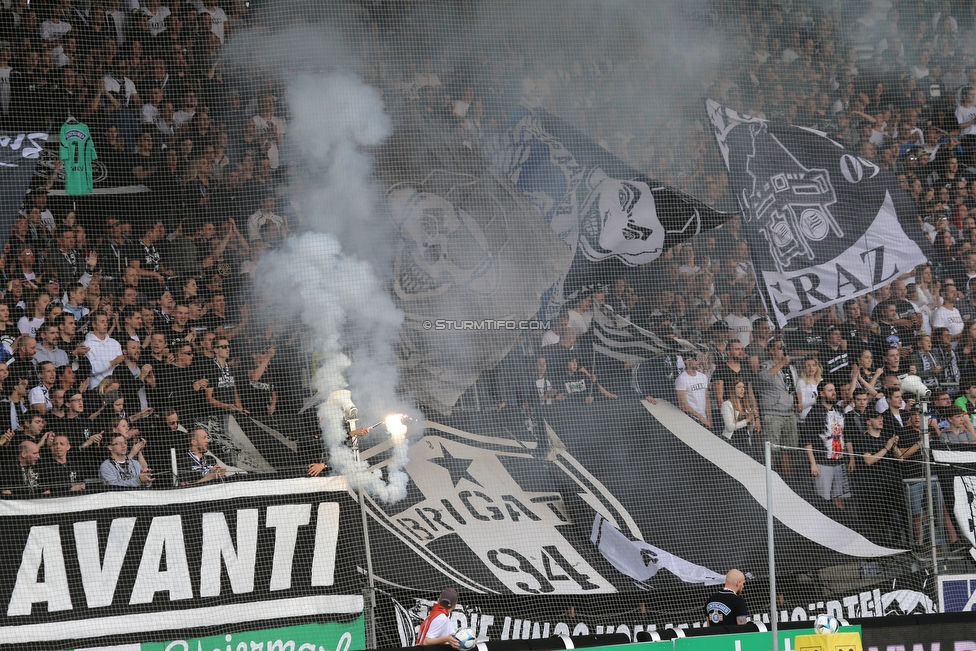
[796,356,823,420]
[721,379,755,452]
[852,348,884,399]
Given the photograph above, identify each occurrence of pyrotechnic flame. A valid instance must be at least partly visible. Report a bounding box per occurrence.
[384,413,408,441]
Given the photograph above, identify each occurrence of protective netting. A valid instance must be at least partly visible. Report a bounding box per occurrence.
[3,0,976,649]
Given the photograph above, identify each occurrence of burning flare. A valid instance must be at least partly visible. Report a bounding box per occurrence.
[384,413,408,441]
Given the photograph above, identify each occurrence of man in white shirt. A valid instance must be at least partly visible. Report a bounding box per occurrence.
[28,361,57,414]
[956,86,976,164]
[142,86,163,124]
[675,353,711,428]
[725,294,753,347]
[0,41,19,129]
[247,192,288,243]
[20,189,57,233]
[139,0,171,37]
[415,588,460,647]
[932,281,965,345]
[85,311,124,388]
[198,2,229,44]
[252,95,286,169]
[101,60,140,108]
[172,90,197,130]
[39,6,72,41]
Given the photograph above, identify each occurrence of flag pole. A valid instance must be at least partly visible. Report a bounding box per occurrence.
[766,441,777,651]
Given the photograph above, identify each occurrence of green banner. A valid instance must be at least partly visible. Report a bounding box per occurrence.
[565,626,861,651]
[63,617,365,651]
[674,626,860,651]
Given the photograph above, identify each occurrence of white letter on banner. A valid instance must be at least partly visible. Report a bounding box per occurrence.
[311,503,340,586]
[7,525,72,615]
[953,475,976,547]
[130,515,193,604]
[200,510,259,597]
[74,518,136,608]
[266,504,311,591]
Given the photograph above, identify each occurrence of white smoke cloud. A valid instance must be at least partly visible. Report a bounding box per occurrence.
[256,71,417,503]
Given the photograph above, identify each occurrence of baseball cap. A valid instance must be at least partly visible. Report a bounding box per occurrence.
[864,407,883,420]
[438,587,458,608]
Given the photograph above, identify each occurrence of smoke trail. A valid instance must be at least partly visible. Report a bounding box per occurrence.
[256,71,417,502]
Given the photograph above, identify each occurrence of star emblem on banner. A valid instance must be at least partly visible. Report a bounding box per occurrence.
[428,443,481,487]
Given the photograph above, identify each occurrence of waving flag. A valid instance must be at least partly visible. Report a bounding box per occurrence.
[707,100,931,326]
[485,109,731,319]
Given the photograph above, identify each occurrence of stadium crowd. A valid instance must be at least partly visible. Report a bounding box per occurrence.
[0,0,323,494]
[0,0,974,549]
[469,0,976,551]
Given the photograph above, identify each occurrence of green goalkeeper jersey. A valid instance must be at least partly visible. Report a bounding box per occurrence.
[59,121,97,195]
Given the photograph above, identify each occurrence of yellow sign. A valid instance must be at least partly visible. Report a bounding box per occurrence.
[795,631,863,651]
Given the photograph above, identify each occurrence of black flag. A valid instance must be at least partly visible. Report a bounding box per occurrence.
[485,109,732,319]
[706,101,931,326]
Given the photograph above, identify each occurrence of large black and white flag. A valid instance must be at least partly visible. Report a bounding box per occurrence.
[706,100,931,326]
[485,109,731,319]
[375,104,572,415]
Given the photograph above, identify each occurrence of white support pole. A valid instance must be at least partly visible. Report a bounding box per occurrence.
[766,441,778,651]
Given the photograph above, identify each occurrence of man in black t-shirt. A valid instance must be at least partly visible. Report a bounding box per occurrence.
[840,300,861,344]
[40,434,86,493]
[822,326,850,386]
[703,569,748,626]
[785,313,825,359]
[205,338,247,416]
[711,340,759,430]
[712,340,751,404]
[165,305,195,349]
[802,381,854,510]
[875,302,914,355]
[155,344,209,423]
[1,441,46,497]
[125,220,175,290]
[176,427,227,486]
[57,391,103,475]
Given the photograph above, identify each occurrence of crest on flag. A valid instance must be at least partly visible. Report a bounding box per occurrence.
[485,109,730,319]
[707,100,931,326]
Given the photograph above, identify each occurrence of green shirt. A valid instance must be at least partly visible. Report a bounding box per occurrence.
[59,121,97,195]
[954,396,976,427]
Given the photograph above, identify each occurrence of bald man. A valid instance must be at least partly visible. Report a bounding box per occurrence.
[704,569,748,626]
[1,440,48,496]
